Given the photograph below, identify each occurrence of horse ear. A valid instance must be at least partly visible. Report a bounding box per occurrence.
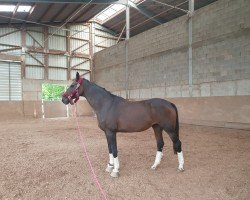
[76,72,80,81]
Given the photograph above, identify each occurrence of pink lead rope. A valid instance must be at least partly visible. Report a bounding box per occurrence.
[72,105,108,200]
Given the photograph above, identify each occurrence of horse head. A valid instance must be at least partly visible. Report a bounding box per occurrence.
[62,72,84,105]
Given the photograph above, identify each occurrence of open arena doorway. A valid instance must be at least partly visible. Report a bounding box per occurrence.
[41,83,69,119]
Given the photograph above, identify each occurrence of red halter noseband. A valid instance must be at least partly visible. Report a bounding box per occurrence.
[62,78,83,104]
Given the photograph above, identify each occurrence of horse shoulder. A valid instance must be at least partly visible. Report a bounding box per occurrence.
[97,98,119,131]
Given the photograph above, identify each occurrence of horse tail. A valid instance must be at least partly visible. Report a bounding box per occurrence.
[170,103,179,154]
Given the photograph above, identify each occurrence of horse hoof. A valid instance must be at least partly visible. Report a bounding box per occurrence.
[106,165,114,173]
[110,171,119,178]
[151,165,157,170]
[177,167,184,172]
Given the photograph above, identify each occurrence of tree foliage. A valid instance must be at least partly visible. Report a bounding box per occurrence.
[42,84,65,101]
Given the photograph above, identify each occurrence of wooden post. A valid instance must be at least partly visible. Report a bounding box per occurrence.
[89,22,94,81]
[188,0,194,96]
[44,26,49,80]
[66,25,71,80]
[125,0,130,99]
[21,27,26,79]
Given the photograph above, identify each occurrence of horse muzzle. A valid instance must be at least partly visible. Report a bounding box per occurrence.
[62,93,80,105]
[62,96,70,105]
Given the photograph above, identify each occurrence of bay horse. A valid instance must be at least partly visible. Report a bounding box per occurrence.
[62,72,184,178]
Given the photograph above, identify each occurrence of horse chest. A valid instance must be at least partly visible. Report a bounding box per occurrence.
[96,114,107,130]
[97,113,116,131]
[97,120,106,130]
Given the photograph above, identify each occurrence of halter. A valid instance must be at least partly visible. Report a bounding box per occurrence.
[62,78,83,104]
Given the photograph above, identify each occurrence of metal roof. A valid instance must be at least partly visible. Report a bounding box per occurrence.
[103,0,218,36]
[0,0,217,36]
[0,2,108,25]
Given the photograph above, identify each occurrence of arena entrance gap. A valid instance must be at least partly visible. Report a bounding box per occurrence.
[41,83,69,118]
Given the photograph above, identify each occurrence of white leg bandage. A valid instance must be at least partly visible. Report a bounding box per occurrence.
[151,151,163,169]
[106,154,114,173]
[109,153,114,165]
[177,151,184,171]
[110,157,120,178]
[113,157,120,173]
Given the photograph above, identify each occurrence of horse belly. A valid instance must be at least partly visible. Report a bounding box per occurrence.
[117,107,153,132]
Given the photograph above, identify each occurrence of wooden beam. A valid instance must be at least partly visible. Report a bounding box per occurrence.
[26,46,89,59]
[71,52,89,59]
[25,64,43,67]
[0,43,21,48]
[48,66,71,70]
[0,47,22,53]
[0,53,22,62]
[70,36,89,42]
[27,47,64,55]
[95,33,120,40]
[26,46,45,54]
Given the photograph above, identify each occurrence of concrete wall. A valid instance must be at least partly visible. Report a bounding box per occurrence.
[0,101,24,120]
[170,96,250,130]
[93,0,250,129]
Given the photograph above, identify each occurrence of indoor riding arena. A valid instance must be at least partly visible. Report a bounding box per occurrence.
[0,0,249,200]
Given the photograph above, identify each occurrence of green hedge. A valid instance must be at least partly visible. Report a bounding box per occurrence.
[42,84,65,101]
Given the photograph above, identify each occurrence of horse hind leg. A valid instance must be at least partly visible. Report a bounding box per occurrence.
[164,127,184,172]
[151,124,164,170]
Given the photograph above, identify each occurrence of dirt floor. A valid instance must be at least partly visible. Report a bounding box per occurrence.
[0,117,249,200]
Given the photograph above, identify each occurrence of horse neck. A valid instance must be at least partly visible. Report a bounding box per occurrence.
[82,79,113,112]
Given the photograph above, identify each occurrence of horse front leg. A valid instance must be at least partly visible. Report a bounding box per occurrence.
[106,130,119,178]
[105,131,114,173]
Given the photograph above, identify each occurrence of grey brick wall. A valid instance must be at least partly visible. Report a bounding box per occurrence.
[93,0,250,99]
